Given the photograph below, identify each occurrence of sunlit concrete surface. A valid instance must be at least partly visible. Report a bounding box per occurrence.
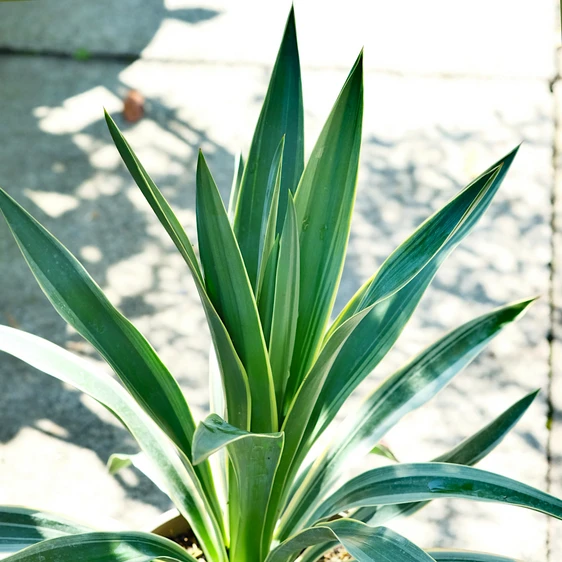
[0,1,560,559]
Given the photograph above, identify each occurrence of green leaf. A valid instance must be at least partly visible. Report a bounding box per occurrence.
[433,391,539,465]
[258,236,280,343]
[353,389,540,526]
[266,519,434,562]
[228,152,245,222]
[105,110,202,281]
[0,171,223,526]
[286,51,363,405]
[0,531,199,562]
[0,326,227,562]
[278,299,533,538]
[305,148,519,453]
[0,507,93,555]
[193,414,284,562]
[105,110,250,442]
[263,304,375,554]
[427,550,521,562]
[196,151,277,433]
[298,390,539,562]
[234,7,304,287]
[313,462,562,524]
[107,452,167,494]
[256,137,285,296]
[107,453,134,475]
[0,186,196,457]
[329,147,518,334]
[270,194,300,419]
[370,443,399,462]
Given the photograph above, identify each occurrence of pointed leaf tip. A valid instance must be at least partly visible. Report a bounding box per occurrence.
[509,295,538,316]
[496,144,520,172]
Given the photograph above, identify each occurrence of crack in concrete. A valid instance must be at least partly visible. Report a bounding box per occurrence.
[0,46,139,64]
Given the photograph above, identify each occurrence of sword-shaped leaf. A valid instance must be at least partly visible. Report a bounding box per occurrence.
[256,137,284,296]
[196,152,276,433]
[228,152,245,222]
[313,463,562,524]
[329,147,518,334]
[353,389,540,526]
[0,186,197,459]
[270,194,300,418]
[233,7,304,287]
[285,51,363,405]
[258,236,280,344]
[105,113,250,435]
[305,148,518,452]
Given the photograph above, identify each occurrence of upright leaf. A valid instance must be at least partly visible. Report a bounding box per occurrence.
[228,152,245,222]
[105,111,202,281]
[256,137,285,295]
[286,51,364,404]
[263,303,375,554]
[279,299,533,538]
[196,152,277,433]
[193,415,284,562]
[234,7,304,286]
[258,236,281,343]
[270,194,300,418]
[106,112,250,435]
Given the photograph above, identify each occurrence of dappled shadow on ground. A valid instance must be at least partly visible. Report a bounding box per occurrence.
[0,1,227,525]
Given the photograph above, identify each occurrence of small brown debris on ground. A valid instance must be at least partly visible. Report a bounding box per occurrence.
[123,89,145,123]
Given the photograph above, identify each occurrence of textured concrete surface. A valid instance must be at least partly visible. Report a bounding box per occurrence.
[0,1,555,78]
[0,0,560,559]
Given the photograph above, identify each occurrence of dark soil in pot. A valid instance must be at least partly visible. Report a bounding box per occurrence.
[151,509,349,561]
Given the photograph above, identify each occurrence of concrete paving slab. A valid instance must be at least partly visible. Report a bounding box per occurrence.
[0,0,556,78]
[0,51,555,557]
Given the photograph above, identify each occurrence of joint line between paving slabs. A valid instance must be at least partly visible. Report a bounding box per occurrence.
[546,20,561,558]
[0,45,552,81]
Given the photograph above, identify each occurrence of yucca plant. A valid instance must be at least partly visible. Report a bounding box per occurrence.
[0,8,560,562]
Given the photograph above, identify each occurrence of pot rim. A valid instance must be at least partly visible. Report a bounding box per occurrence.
[148,508,189,537]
